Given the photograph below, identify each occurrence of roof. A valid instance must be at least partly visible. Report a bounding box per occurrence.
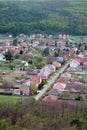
[56,100,77,107]
[71,77,85,83]
[53,82,66,89]
[43,95,57,102]
[74,56,84,63]
[57,77,69,84]
[20,84,29,95]
[61,72,71,78]
[21,42,28,47]
[52,61,61,68]
[30,75,42,84]
[48,89,59,96]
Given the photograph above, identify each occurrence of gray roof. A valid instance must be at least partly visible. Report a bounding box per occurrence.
[48,89,59,96]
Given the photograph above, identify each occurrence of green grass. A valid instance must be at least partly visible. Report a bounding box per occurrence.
[71,74,87,79]
[0,95,20,104]
[0,65,11,70]
[0,34,13,40]
[70,36,87,43]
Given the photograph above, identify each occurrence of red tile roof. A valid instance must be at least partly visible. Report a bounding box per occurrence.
[74,57,84,63]
[52,61,61,68]
[57,77,69,84]
[53,82,66,89]
[30,75,42,84]
[21,42,27,47]
[20,85,29,95]
[43,95,57,102]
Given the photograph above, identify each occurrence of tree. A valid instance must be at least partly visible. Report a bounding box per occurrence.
[4,50,13,61]
[85,44,87,50]
[0,119,9,129]
[14,54,20,59]
[42,47,49,56]
[19,50,23,55]
[54,50,59,57]
[33,56,45,68]
[13,38,17,46]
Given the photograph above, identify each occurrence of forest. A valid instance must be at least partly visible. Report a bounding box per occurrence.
[0,0,87,35]
[0,99,87,130]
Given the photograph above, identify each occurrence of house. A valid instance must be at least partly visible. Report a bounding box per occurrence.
[70,77,85,83]
[13,48,21,55]
[56,46,66,51]
[66,67,76,73]
[61,72,71,78]
[13,89,20,95]
[48,89,59,96]
[1,46,8,52]
[43,95,57,102]
[38,64,56,78]
[52,61,61,69]
[56,56,64,63]
[30,75,42,88]
[23,75,42,88]
[83,61,87,70]
[46,39,55,46]
[39,45,47,51]
[23,79,31,87]
[27,68,38,75]
[0,54,5,61]
[66,84,87,94]
[24,62,29,67]
[21,42,28,48]
[30,34,36,39]
[62,53,70,60]
[70,56,84,68]
[53,82,66,91]
[57,77,69,84]
[58,34,63,39]
[58,34,67,40]
[20,84,30,95]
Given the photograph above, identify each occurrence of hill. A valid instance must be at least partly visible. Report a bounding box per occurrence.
[0,99,87,130]
[0,0,87,35]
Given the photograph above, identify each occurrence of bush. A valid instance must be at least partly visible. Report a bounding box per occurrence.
[0,92,12,95]
[38,80,47,90]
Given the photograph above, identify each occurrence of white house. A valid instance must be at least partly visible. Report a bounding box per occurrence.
[70,60,80,68]
[0,54,5,61]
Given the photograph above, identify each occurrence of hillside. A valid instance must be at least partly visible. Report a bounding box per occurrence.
[0,100,87,130]
[0,0,87,35]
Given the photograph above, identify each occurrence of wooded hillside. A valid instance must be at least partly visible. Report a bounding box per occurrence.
[0,0,87,35]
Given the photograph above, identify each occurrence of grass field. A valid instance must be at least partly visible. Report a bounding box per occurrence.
[0,65,11,70]
[0,95,20,104]
[0,34,13,40]
[70,36,87,43]
[71,73,87,79]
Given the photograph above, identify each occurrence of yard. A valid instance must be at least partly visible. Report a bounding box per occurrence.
[69,36,87,43]
[71,73,87,79]
[0,64,11,70]
[0,95,20,104]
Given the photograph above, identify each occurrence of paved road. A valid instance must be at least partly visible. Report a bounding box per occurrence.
[35,60,71,101]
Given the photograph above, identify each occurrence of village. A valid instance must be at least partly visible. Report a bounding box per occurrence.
[0,33,87,102]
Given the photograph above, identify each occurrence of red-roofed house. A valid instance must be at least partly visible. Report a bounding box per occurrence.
[21,42,28,48]
[57,77,69,84]
[52,61,61,69]
[20,85,30,95]
[43,95,57,102]
[30,75,42,88]
[53,82,66,91]
[70,56,84,68]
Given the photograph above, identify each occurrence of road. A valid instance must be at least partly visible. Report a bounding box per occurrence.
[35,60,71,101]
